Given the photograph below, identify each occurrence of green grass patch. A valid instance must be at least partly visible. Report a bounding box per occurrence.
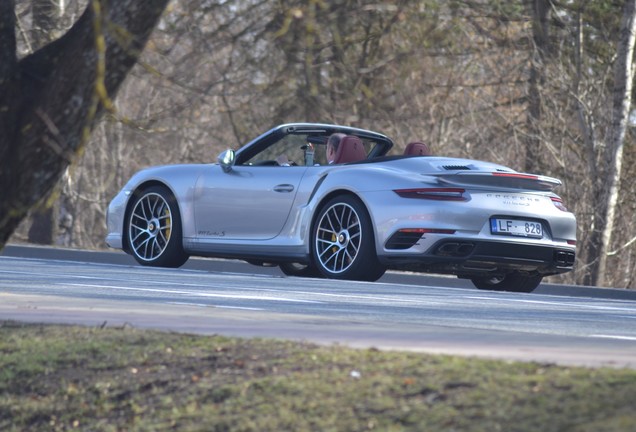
[1,321,635,431]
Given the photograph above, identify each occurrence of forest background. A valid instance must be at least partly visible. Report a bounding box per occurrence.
[6,0,636,289]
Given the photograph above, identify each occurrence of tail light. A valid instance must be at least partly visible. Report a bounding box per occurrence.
[492,172,538,180]
[398,228,456,234]
[551,196,568,212]
[394,188,467,201]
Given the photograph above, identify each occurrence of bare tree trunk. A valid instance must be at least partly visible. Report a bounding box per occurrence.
[595,0,636,285]
[574,5,602,287]
[525,0,551,173]
[27,0,65,245]
[0,0,170,250]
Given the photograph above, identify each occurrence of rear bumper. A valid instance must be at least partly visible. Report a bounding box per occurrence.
[380,238,576,277]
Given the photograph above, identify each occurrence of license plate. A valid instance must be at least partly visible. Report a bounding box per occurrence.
[491,218,543,238]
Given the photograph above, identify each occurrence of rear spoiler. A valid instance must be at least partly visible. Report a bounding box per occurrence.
[435,171,562,192]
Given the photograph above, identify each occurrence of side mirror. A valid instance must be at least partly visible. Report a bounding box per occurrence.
[217,149,235,173]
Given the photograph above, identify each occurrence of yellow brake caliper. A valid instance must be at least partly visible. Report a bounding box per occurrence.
[164,208,171,241]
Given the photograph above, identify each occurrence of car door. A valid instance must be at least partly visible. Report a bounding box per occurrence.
[193,165,307,240]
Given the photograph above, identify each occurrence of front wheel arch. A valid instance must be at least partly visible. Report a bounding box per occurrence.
[123,181,179,253]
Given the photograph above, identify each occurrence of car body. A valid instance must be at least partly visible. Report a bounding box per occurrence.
[106,123,576,292]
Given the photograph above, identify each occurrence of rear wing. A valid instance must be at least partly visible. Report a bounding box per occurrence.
[435,171,562,192]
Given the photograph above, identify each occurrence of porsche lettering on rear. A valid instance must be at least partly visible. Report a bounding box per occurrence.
[487,193,541,205]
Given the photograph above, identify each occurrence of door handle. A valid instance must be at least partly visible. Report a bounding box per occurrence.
[273,184,295,193]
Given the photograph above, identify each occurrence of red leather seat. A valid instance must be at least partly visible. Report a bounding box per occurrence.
[404,141,431,156]
[333,135,367,164]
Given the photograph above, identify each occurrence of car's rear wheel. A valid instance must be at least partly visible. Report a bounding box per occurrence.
[279,262,321,278]
[470,273,542,293]
[127,186,188,268]
[312,195,385,281]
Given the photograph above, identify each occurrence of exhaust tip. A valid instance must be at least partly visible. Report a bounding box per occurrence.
[435,242,475,257]
[554,250,575,266]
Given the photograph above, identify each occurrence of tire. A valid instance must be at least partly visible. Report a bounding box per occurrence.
[470,273,542,293]
[127,186,188,268]
[279,262,321,278]
[311,195,385,281]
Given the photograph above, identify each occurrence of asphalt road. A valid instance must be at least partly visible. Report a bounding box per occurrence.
[2,244,636,368]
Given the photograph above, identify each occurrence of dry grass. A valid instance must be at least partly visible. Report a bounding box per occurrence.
[1,321,635,431]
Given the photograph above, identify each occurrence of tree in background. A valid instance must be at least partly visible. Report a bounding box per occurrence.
[0,0,170,249]
[24,0,70,245]
[538,0,636,287]
[594,0,636,286]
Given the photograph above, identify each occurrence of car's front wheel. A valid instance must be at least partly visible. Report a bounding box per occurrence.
[470,273,542,293]
[127,186,188,268]
[311,195,385,281]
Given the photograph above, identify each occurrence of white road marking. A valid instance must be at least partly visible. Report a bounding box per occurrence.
[235,287,446,305]
[591,335,636,341]
[63,283,324,304]
[1,267,445,306]
[3,261,635,311]
[214,305,266,311]
[165,302,209,307]
[165,302,265,311]
[465,296,636,313]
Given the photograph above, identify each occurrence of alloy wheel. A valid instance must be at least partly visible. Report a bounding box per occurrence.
[129,192,173,262]
[315,202,361,274]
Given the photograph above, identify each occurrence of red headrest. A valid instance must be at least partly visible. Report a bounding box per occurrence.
[404,141,431,156]
[333,135,366,164]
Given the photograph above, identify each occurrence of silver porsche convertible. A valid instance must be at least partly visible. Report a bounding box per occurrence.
[106,123,576,293]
